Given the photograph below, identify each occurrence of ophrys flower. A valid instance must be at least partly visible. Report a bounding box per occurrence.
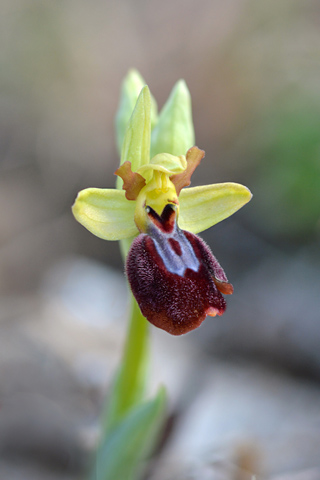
[72,77,252,335]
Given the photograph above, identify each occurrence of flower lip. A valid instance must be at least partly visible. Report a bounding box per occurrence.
[126,226,232,335]
[126,196,234,335]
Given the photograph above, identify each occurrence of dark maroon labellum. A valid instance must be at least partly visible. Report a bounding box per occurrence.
[126,205,233,336]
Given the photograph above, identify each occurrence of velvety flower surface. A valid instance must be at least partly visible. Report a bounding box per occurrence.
[72,81,252,335]
[126,202,233,335]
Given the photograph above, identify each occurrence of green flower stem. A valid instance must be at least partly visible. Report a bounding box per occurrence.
[102,239,149,434]
[90,237,151,480]
[113,295,149,422]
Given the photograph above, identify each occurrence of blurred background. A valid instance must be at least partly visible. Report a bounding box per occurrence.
[1,0,320,479]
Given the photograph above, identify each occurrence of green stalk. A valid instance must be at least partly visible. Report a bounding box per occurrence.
[102,238,149,433]
[111,296,149,424]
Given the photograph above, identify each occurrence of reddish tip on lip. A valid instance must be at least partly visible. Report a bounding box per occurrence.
[213,278,234,295]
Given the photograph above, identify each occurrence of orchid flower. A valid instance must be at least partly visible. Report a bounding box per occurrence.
[72,73,252,336]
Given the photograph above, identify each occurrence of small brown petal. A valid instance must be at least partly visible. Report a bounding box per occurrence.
[115,161,146,201]
[170,146,205,195]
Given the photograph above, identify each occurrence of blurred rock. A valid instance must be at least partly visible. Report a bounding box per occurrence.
[270,469,320,480]
[0,331,90,474]
[151,359,320,480]
[40,256,128,329]
[0,460,79,480]
[0,257,130,478]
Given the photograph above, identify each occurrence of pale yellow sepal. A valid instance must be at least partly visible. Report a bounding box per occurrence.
[178,183,252,234]
[72,188,138,241]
